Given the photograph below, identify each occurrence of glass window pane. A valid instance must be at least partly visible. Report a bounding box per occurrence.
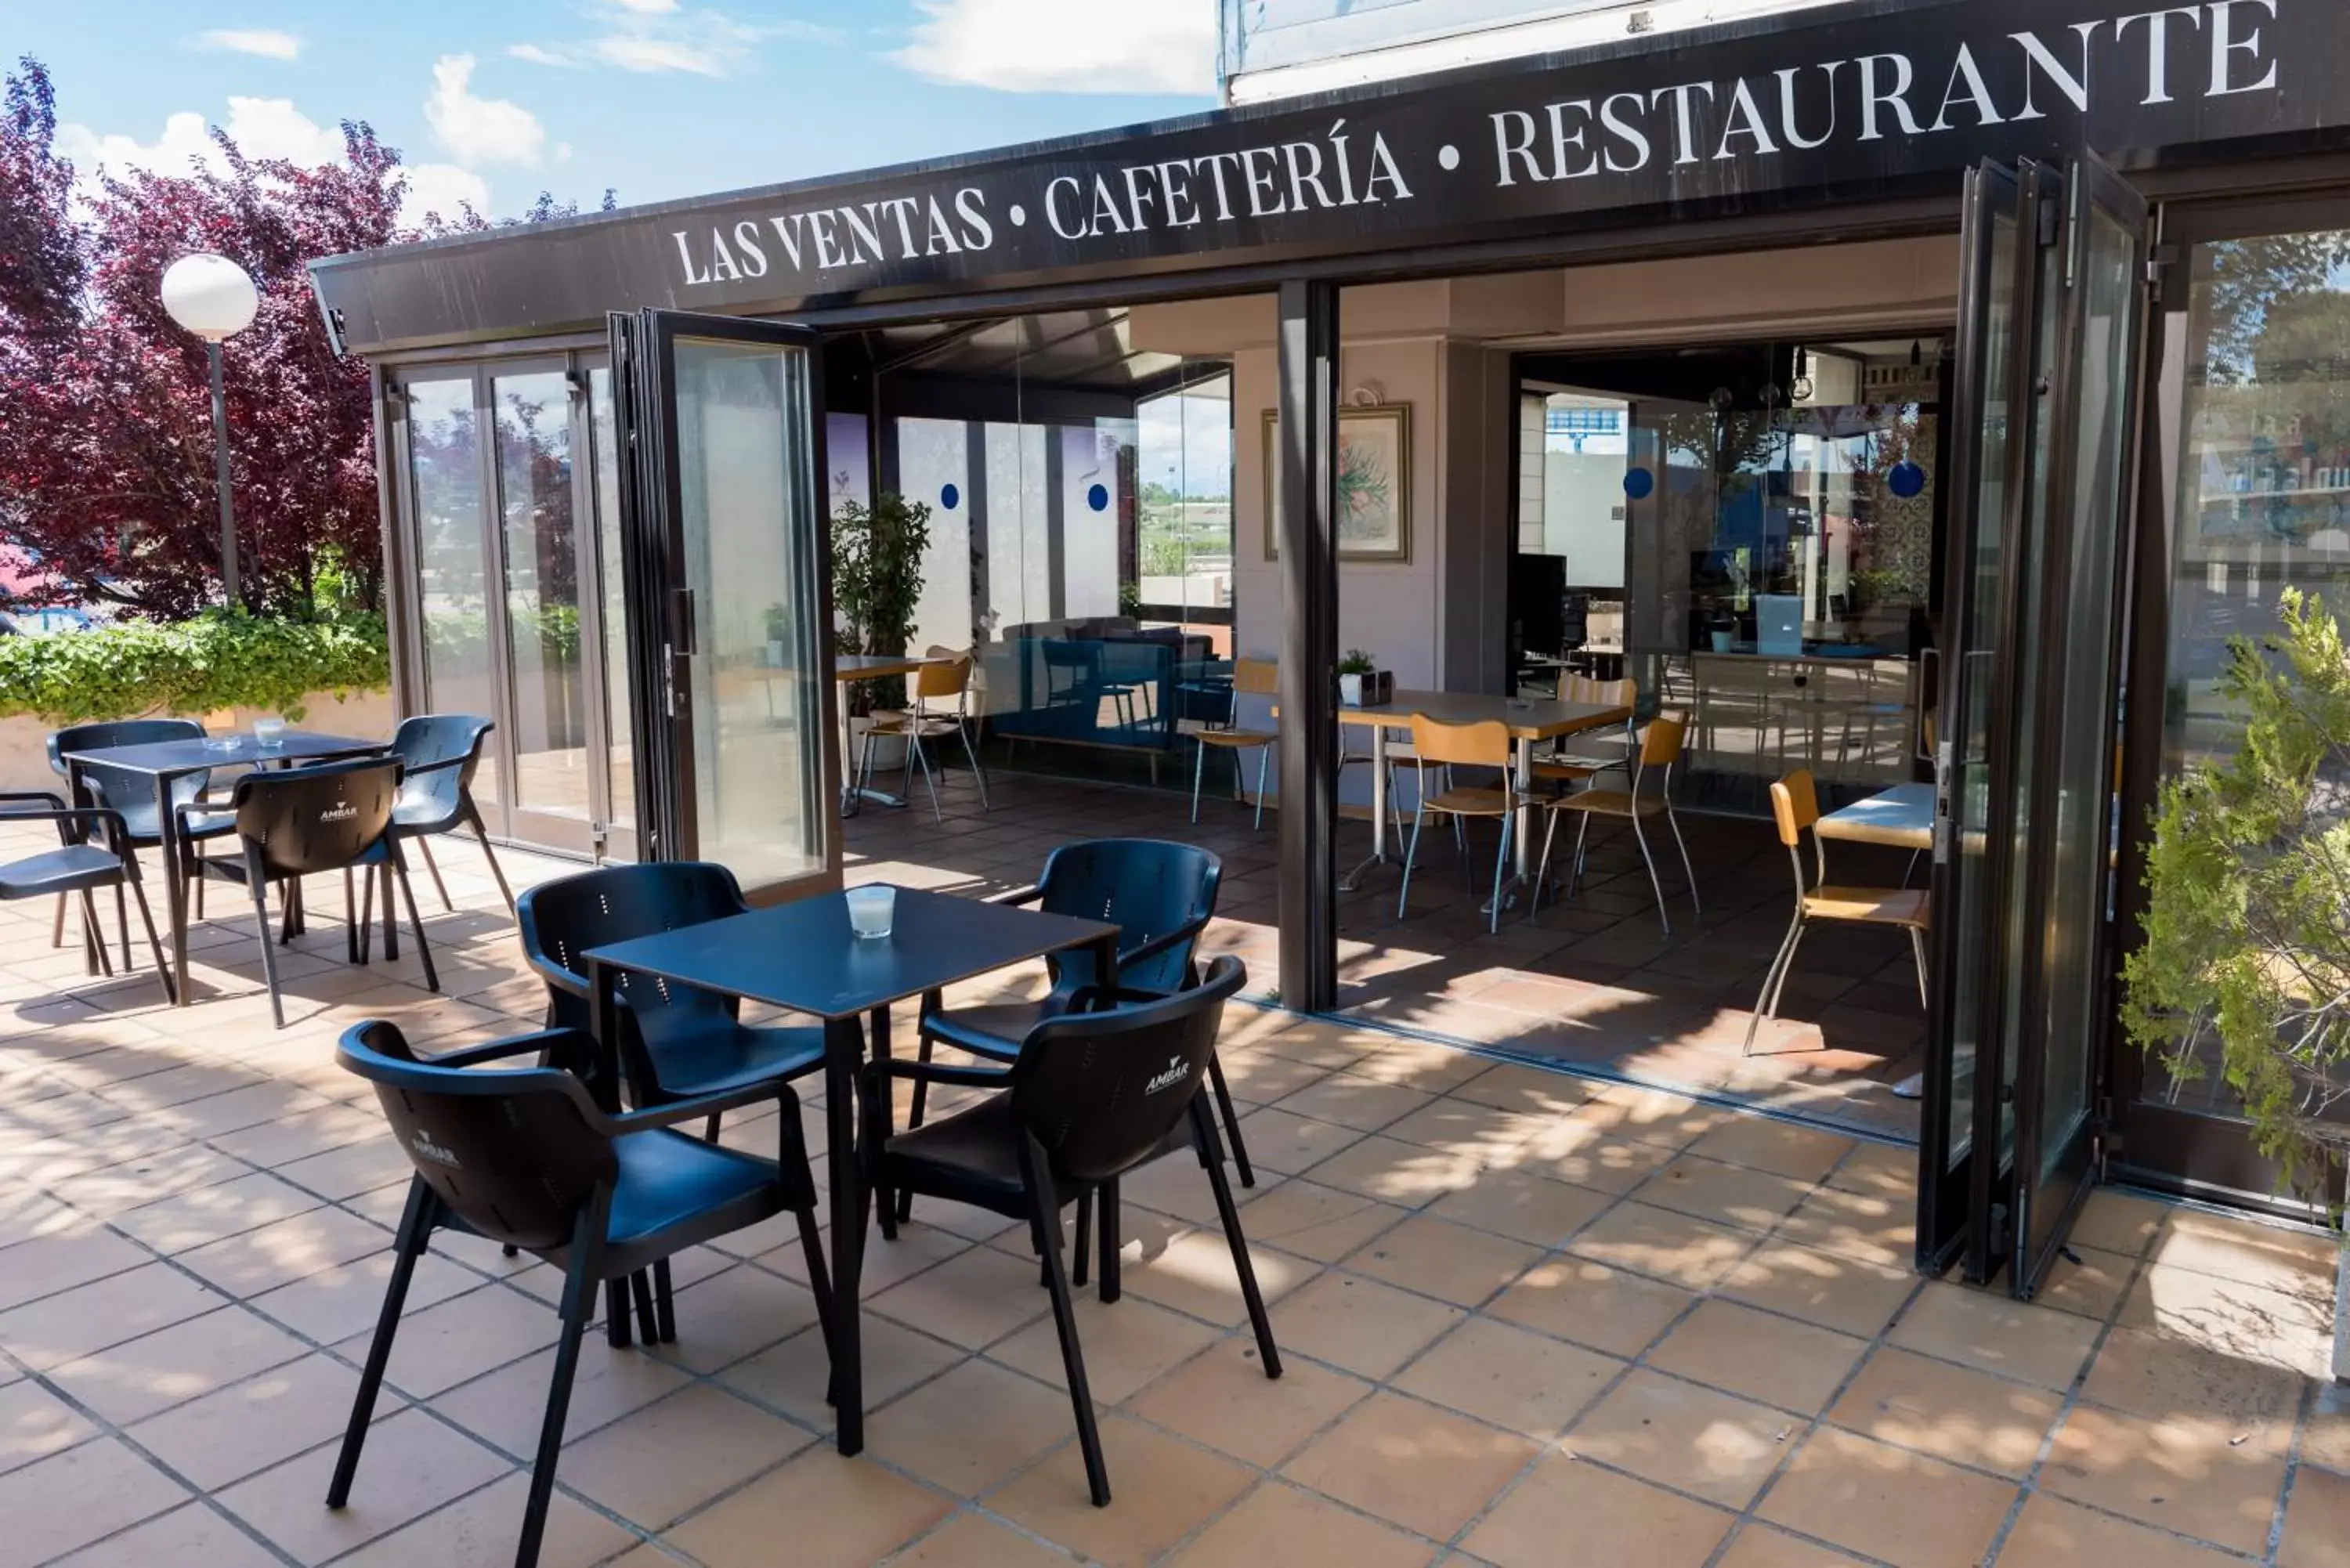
[494,370,588,823]
[589,366,634,838]
[406,375,500,810]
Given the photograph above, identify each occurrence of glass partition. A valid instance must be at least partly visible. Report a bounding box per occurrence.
[404,375,501,812]
[492,370,589,828]
[588,367,635,848]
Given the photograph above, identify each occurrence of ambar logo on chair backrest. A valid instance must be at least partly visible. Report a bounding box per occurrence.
[319,798,360,823]
[1144,1056,1191,1095]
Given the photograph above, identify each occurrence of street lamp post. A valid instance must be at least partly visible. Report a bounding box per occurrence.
[160,254,259,609]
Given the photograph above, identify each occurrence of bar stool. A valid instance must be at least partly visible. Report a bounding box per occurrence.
[1397,714,1520,935]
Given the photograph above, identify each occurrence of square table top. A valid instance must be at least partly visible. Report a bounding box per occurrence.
[836,653,943,681]
[1816,782,1935,848]
[581,884,1120,1021]
[1333,689,1629,742]
[57,731,385,776]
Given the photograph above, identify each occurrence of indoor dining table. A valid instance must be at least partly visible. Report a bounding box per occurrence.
[58,728,387,1003]
[578,882,1119,1454]
[835,652,946,815]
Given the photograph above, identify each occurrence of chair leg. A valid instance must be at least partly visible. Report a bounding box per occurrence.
[517,1225,601,1568]
[1072,1189,1092,1289]
[650,1258,679,1344]
[357,865,375,964]
[327,1180,436,1509]
[380,863,399,963]
[1629,813,1671,938]
[114,883,132,973]
[1190,739,1206,825]
[468,807,518,916]
[76,889,111,977]
[247,870,285,1030]
[1488,813,1513,935]
[1910,926,1930,1008]
[343,868,360,966]
[51,890,66,948]
[1528,809,1561,919]
[1097,1179,1120,1303]
[1253,743,1271,832]
[415,833,454,912]
[628,1271,658,1345]
[1207,1053,1253,1187]
[1025,1148,1110,1507]
[126,878,175,1006]
[1766,922,1809,1019]
[960,722,990,811]
[1743,912,1806,1057]
[1397,806,1425,918]
[390,845,439,992]
[1665,804,1702,918]
[1192,1100,1282,1378]
[896,1014,939,1227]
[605,1279,634,1350]
[793,1202,835,1370]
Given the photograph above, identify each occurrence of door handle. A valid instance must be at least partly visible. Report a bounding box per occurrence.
[669,588,696,656]
[1932,739,1955,865]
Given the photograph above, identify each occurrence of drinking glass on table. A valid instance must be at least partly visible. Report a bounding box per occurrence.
[252,716,286,750]
[845,884,896,939]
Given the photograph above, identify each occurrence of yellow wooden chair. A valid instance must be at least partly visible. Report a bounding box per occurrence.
[1191,657,1278,829]
[1743,768,1929,1056]
[1529,675,1639,793]
[1397,714,1520,934]
[1531,714,1699,937]
[858,652,986,820]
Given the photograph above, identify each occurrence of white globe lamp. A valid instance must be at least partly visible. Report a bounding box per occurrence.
[161,253,260,605]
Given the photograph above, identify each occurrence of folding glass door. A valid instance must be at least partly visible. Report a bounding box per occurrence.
[1918,157,2149,1295]
[606,310,839,900]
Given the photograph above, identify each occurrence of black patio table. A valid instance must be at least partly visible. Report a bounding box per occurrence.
[58,729,388,1003]
[579,882,1119,1455]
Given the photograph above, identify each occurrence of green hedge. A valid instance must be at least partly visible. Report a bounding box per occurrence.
[0,612,392,724]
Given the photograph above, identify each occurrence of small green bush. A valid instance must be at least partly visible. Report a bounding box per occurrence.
[0,612,391,724]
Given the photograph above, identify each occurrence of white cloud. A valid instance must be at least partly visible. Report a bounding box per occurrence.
[607,0,679,12]
[197,27,302,61]
[895,0,1215,94]
[592,35,726,74]
[219,97,346,164]
[504,42,578,67]
[398,162,493,228]
[56,96,343,182]
[425,54,546,168]
[583,4,826,77]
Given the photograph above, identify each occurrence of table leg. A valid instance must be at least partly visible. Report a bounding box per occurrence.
[586,959,636,1349]
[840,678,911,815]
[1480,737,1538,917]
[823,1012,869,1456]
[1339,722,1393,894]
[157,769,191,1004]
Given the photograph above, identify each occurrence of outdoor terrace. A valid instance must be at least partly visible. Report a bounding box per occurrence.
[0,818,2341,1568]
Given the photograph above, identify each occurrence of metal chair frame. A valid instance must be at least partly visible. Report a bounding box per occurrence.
[1531,714,1701,938]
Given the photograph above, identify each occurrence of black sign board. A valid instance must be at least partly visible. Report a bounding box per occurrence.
[313,0,2350,353]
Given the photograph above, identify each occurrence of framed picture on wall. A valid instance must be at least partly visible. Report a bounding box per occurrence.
[1263,403,1412,563]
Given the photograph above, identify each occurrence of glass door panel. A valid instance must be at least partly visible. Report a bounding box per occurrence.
[402,374,505,825]
[619,310,837,898]
[491,368,595,851]
[588,365,638,859]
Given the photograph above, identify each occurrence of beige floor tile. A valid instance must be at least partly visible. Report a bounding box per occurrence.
[1567,1368,1792,1508]
[111,1172,324,1255]
[1378,1097,1546,1162]
[2121,1265,2334,1379]
[245,1248,483,1343]
[271,1136,414,1202]
[0,1261,228,1373]
[1649,1299,1867,1414]
[991,1294,1220,1404]
[1886,1283,2102,1390]
[991,1414,1256,1566]
[1426,1165,1611,1248]
[1274,1074,1437,1133]
[1239,1179,1412,1262]
[1302,1134,1484,1206]
[1118,1223,1319,1326]
[1998,1492,2243,1568]
[2152,1209,2335,1300]
[1826,1347,2061,1479]
[174,1206,391,1296]
[2068,1189,2170,1258]
[1487,1255,1696,1357]
[868,1242,1054,1349]
[436,1336,697,1454]
[864,1357,1078,1495]
[1267,1271,1466,1379]
[2035,1244,2136,1322]
[1167,1478,1435,1568]
[556,1384,812,1530]
[0,1224,150,1312]
[669,1448,954,1568]
[1759,1427,2015,1568]
[2041,1405,2288,1555]
[1568,1201,1756,1291]
[126,1353,380,1491]
[1714,1524,1870,1567]
[1719,1238,1916,1339]
[340,1281,561,1399]
[0,1378,94,1476]
[2301,1383,2350,1476]
[1230,1107,1371,1175]
[1635,1155,1816,1235]
[2281,1461,2350,1568]
[2081,1324,2306,1432]
[1462,1451,1733,1568]
[888,1510,1072,1567]
[1772,1186,1914,1270]
[642,1262,827,1374]
[1506,1120,1681,1194]
[1444,1060,1597,1115]
[1821,1141,1918,1202]
[1343,1216,1544,1309]
[215,1406,509,1566]
[1394,1317,1622,1440]
[1114,1152,1235,1227]
[1125,1337,1371,1466]
[0,1440,188,1565]
[1283,1391,1539,1540]
[47,1501,284,1567]
[331,1472,638,1568]
[1213,1050,1334,1104]
[721,1315,963,1431]
[49,1306,312,1425]
[1686,1119,1855,1183]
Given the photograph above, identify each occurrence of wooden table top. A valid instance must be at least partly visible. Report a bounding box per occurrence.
[1338,688,1630,742]
[835,653,942,682]
[1816,782,1934,848]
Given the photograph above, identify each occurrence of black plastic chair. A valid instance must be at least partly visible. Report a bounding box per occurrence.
[865,956,1276,1507]
[384,714,515,916]
[0,792,173,1003]
[197,756,436,1026]
[47,718,238,960]
[327,1019,832,1568]
[517,862,828,1122]
[910,840,1252,1193]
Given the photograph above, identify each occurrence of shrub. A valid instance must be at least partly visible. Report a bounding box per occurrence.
[0,612,391,724]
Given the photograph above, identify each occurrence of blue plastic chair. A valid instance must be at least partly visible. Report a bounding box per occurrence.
[327,1019,831,1568]
[907,840,1253,1219]
[517,862,828,1122]
[0,792,173,1003]
[383,714,515,916]
[48,717,238,959]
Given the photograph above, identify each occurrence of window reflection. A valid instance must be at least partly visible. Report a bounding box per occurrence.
[406,376,501,808]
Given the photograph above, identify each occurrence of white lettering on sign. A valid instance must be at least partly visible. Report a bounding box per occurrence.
[665,9,2291,293]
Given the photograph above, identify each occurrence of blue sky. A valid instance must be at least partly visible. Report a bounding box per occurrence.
[16,1,1220,226]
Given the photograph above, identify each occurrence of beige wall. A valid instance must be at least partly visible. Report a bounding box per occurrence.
[0,688,396,796]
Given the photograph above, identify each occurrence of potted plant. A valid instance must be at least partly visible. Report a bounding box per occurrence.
[2123,588,2350,1364]
[763,602,789,667]
[830,493,932,717]
[1336,649,1390,707]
